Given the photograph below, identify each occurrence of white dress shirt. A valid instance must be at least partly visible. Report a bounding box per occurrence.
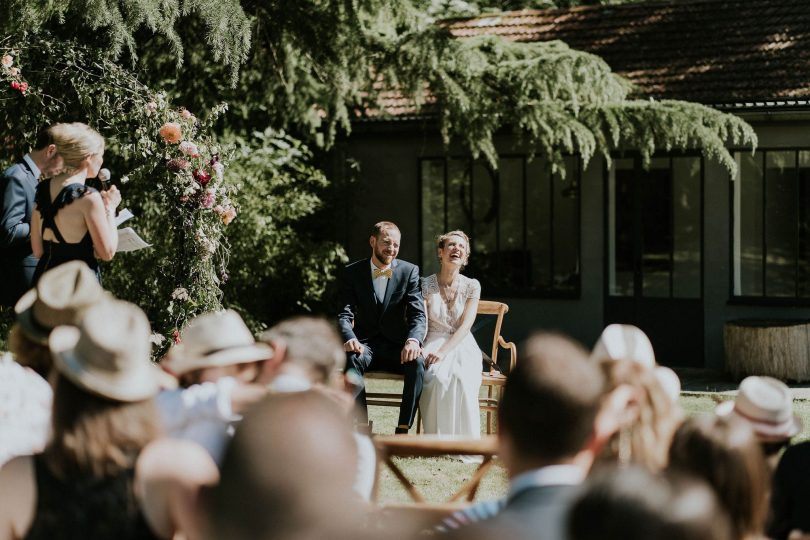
[0,353,52,467]
[370,259,391,302]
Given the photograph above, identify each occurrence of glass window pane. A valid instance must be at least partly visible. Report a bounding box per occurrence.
[765,151,797,297]
[470,161,498,285]
[641,158,672,298]
[526,159,551,291]
[799,151,810,297]
[420,160,445,276]
[672,157,701,298]
[609,158,635,296]
[738,151,764,296]
[553,156,580,294]
[499,157,526,289]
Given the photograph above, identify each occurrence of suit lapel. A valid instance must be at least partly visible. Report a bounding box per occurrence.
[380,259,399,314]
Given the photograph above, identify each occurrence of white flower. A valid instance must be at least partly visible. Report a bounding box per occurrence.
[120,175,130,184]
[145,101,158,117]
[179,141,200,157]
[149,333,167,346]
[171,287,190,301]
[1,55,13,68]
[213,161,225,179]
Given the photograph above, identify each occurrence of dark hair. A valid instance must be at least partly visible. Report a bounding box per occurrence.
[45,374,161,478]
[370,221,399,238]
[569,467,732,540]
[8,324,52,378]
[260,316,344,384]
[33,125,56,150]
[668,415,770,540]
[498,333,604,461]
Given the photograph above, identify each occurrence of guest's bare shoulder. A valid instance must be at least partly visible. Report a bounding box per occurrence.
[137,437,219,485]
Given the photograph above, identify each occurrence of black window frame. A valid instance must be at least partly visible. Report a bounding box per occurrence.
[417,154,581,299]
[729,146,810,306]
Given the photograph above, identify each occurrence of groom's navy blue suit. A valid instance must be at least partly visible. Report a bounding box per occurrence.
[338,257,427,429]
[0,157,40,307]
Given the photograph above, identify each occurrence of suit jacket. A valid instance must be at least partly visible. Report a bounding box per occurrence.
[462,484,580,540]
[0,159,39,304]
[337,258,427,346]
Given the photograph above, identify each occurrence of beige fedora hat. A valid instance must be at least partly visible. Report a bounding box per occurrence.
[591,324,656,368]
[163,309,273,376]
[49,299,161,402]
[15,261,106,344]
[716,376,802,442]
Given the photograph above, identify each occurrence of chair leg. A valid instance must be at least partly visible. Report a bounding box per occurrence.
[416,407,422,434]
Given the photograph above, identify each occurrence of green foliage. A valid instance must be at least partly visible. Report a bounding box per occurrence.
[0,34,236,355]
[221,128,347,332]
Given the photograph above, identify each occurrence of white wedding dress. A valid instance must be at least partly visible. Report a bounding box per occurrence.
[419,274,482,438]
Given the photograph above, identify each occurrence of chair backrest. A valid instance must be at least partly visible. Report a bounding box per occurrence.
[476,300,509,367]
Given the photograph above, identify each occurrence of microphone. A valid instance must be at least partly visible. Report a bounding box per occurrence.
[98,168,111,190]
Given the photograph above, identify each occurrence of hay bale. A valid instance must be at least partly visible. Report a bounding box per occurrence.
[724,320,810,382]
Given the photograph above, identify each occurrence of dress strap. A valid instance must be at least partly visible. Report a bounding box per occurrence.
[35,181,97,244]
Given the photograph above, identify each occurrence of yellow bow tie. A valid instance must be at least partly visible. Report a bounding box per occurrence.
[373,267,393,279]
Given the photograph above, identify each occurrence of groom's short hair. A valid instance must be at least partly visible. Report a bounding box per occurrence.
[371,221,399,238]
[33,124,56,150]
[499,333,605,462]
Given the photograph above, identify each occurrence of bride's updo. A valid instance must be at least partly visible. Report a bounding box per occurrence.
[50,123,105,175]
[436,230,471,268]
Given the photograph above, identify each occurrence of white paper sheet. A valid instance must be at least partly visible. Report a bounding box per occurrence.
[115,208,134,227]
[117,227,151,252]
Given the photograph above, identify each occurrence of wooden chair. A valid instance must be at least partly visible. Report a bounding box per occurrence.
[365,300,516,434]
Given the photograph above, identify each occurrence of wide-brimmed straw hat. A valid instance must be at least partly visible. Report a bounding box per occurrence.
[591,324,656,368]
[15,261,106,344]
[163,309,273,376]
[716,376,802,442]
[49,299,161,402]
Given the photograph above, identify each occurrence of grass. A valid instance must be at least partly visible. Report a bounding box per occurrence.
[369,381,810,504]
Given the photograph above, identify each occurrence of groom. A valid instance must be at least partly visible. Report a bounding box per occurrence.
[338,221,426,434]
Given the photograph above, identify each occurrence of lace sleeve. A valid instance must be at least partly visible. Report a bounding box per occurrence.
[466,278,482,300]
[421,274,438,299]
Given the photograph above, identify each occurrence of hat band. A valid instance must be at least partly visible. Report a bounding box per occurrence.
[27,308,57,338]
[733,404,792,427]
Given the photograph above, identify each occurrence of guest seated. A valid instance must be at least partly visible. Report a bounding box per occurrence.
[568,467,732,540]
[769,440,810,540]
[445,333,606,540]
[715,375,801,467]
[668,415,770,540]
[0,260,104,467]
[0,299,218,540]
[206,391,382,540]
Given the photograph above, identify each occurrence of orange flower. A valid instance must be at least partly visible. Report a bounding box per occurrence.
[159,122,182,144]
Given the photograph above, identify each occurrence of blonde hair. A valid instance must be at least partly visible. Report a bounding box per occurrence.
[436,230,471,267]
[50,122,105,173]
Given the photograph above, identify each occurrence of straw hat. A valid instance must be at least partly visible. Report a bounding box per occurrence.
[49,299,161,402]
[15,261,106,344]
[716,376,802,442]
[591,324,656,368]
[162,310,273,376]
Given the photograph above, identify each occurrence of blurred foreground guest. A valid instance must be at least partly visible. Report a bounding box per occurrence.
[0,125,62,307]
[716,376,801,466]
[769,440,810,540]
[0,300,218,540]
[0,261,104,467]
[590,324,683,471]
[668,415,770,540]
[568,466,732,540]
[159,309,273,465]
[446,333,605,540]
[207,391,385,540]
[259,316,376,500]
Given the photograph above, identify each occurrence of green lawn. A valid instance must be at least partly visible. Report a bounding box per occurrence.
[368,380,810,504]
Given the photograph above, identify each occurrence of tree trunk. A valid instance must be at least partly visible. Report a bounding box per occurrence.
[724,320,810,382]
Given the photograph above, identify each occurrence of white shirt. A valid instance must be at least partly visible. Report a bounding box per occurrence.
[0,353,52,467]
[156,376,240,465]
[508,464,586,499]
[370,259,391,302]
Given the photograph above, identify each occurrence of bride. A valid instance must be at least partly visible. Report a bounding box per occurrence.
[419,230,482,438]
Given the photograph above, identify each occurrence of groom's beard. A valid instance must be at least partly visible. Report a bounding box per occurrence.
[373,247,396,265]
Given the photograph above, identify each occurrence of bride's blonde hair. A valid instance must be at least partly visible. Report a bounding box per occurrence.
[50,123,105,175]
[436,230,471,268]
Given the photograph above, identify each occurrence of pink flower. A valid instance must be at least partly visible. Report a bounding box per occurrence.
[8,67,19,77]
[221,206,237,225]
[173,329,182,345]
[166,158,191,172]
[159,122,182,144]
[10,81,19,90]
[212,161,225,179]
[193,169,211,187]
[145,101,158,117]
[179,195,190,203]
[201,189,215,209]
[179,108,192,120]
[1,55,12,68]
[179,141,200,158]
[18,82,28,93]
